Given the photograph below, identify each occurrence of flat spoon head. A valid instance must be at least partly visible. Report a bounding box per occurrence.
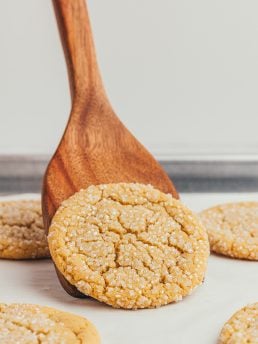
[42,0,178,298]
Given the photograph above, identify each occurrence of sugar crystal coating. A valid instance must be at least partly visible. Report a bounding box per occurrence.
[0,303,100,344]
[219,302,258,344]
[49,183,209,309]
[0,200,50,259]
[199,202,258,260]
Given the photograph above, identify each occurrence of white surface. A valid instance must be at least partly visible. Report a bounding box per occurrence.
[0,192,257,343]
[1,1,258,156]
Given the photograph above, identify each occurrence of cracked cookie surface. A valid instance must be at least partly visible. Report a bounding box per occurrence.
[48,183,209,309]
[219,302,258,344]
[199,202,258,260]
[0,303,100,344]
[0,200,50,259]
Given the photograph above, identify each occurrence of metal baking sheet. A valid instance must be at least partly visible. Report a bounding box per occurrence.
[1,155,258,194]
[0,156,257,343]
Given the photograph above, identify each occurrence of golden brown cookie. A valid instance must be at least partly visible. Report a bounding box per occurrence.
[219,302,258,344]
[0,200,50,259]
[199,202,258,260]
[0,303,100,343]
[48,183,209,309]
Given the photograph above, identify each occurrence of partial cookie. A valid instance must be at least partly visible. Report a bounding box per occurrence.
[48,183,209,309]
[0,200,50,259]
[0,303,100,343]
[219,302,258,344]
[199,202,258,260]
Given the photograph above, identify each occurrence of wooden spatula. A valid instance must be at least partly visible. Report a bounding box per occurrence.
[42,0,178,298]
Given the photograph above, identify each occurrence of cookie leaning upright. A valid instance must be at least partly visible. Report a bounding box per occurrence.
[0,303,100,343]
[219,302,258,344]
[0,200,50,259]
[48,183,209,309]
[199,202,258,260]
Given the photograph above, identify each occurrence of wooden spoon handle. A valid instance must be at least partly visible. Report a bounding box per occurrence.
[53,0,101,100]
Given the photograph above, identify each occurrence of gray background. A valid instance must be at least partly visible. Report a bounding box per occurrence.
[1,0,258,157]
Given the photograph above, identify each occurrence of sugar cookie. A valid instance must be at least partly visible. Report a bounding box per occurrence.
[0,200,49,259]
[219,302,258,343]
[49,183,209,309]
[0,303,100,343]
[199,202,258,260]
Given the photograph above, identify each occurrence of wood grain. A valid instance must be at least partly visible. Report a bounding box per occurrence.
[42,0,178,297]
